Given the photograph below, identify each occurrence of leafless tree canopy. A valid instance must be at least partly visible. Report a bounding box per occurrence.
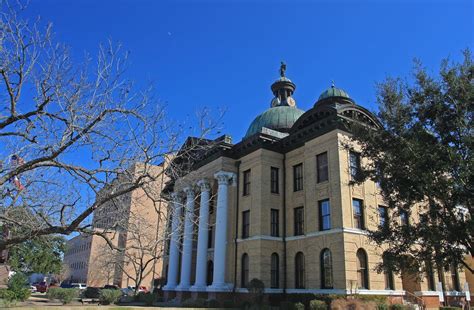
[0,2,221,250]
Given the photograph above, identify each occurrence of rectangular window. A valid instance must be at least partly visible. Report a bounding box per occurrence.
[243,170,251,196]
[319,199,331,231]
[352,199,365,229]
[378,206,388,229]
[294,207,304,236]
[400,210,409,226]
[451,264,461,291]
[384,269,395,290]
[349,151,361,181]
[208,226,213,248]
[293,163,303,191]
[317,152,329,183]
[209,194,214,214]
[242,210,250,239]
[271,167,279,194]
[426,261,436,291]
[271,209,279,237]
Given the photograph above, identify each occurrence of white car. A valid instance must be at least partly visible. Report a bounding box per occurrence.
[70,283,87,290]
[29,285,37,293]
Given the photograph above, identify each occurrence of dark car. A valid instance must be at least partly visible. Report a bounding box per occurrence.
[60,282,73,288]
[83,287,101,299]
[34,281,48,293]
[103,284,119,290]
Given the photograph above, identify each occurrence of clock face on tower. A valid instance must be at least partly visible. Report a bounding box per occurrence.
[271,97,281,107]
[287,96,296,107]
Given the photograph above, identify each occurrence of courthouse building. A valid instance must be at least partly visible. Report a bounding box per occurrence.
[64,163,168,289]
[162,64,467,308]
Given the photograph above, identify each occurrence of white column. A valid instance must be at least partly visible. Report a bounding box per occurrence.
[210,171,235,290]
[163,193,182,290]
[191,179,211,290]
[177,186,195,290]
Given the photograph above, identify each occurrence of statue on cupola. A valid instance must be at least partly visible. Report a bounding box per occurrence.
[271,61,297,108]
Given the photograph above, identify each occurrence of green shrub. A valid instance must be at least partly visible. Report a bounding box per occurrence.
[249,305,270,310]
[7,273,27,291]
[7,273,31,302]
[356,295,388,310]
[313,294,341,305]
[135,292,157,306]
[207,298,220,307]
[99,289,122,305]
[181,297,208,307]
[390,304,414,310]
[46,288,79,304]
[439,307,462,310]
[294,302,305,310]
[0,288,17,302]
[358,295,388,304]
[377,304,389,310]
[310,299,327,310]
[223,299,235,308]
[279,301,293,310]
[143,292,156,306]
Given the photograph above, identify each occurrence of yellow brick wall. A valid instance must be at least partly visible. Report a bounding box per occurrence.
[164,128,467,297]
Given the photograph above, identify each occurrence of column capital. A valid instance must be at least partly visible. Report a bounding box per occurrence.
[170,192,183,203]
[183,186,195,199]
[197,179,211,192]
[214,171,236,185]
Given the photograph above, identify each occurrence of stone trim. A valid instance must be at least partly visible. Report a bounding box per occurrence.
[233,227,369,242]
[355,289,405,296]
[445,291,466,296]
[236,235,284,242]
[286,288,347,294]
[415,291,441,296]
[285,227,368,241]
[285,288,405,295]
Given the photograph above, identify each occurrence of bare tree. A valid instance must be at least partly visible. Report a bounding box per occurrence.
[98,213,167,293]
[0,2,221,251]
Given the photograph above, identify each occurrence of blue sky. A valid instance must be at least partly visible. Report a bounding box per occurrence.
[24,0,473,142]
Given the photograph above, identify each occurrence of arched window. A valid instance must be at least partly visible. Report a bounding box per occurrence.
[241,253,249,288]
[206,260,213,286]
[295,252,305,289]
[356,248,369,289]
[321,248,333,289]
[271,253,279,289]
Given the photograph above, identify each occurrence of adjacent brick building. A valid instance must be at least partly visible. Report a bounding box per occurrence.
[64,163,169,289]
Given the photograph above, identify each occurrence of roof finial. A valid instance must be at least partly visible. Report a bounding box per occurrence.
[331,80,335,88]
[280,61,286,77]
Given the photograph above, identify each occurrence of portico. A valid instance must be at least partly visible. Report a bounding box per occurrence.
[164,170,236,292]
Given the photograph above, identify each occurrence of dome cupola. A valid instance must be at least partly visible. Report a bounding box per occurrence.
[244,62,305,138]
[315,82,354,106]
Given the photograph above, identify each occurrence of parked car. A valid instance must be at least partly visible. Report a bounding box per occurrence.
[33,281,48,293]
[60,282,72,288]
[70,283,87,290]
[83,287,101,299]
[127,286,148,293]
[103,284,119,290]
[121,287,134,296]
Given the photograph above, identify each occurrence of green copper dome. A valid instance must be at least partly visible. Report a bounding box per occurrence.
[318,85,350,101]
[245,106,305,138]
